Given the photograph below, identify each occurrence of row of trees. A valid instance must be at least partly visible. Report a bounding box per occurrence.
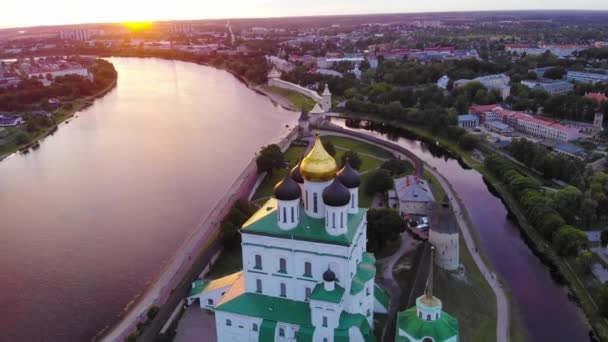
[0,59,117,111]
[484,154,588,254]
[505,138,586,183]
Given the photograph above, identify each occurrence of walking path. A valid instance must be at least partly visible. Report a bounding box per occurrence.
[426,166,510,342]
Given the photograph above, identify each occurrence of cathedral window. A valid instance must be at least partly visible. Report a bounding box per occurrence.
[322,316,328,327]
[313,193,318,213]
[305,287,312,300]
[366,287,370,296]
[305,191,308,210]
[340,212,344,227]
[291,206,295,223]
[256,279,262,293]
[279,258,287,273]
[351,194,355,208]
[207,299,213,305]
[304,262,312,277]
[254,255,262,269]
[280,283,287,297]
[279,328,285,337]
[426,314,431,321]
[332,212,336,228]
[226,319,232,326]
[252,323,258,331]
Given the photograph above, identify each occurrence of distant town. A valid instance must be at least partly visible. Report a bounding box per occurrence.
[3,9,608,342]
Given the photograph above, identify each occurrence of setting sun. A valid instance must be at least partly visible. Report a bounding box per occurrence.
[123,21,153,31]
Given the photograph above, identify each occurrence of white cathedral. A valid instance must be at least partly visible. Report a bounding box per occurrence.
[188,135,389,341]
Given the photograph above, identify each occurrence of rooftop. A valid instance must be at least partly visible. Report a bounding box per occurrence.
[396,307,458,341]
[241,198,367,246]
[187,271,242,298]
[310,282,345,304]
[394,176,435,203]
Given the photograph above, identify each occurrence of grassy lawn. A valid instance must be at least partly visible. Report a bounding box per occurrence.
[251,145,306,202]
[436,235,497,342]
[323,135,395,159]
[265,86,316,111]
[205,246,243,280]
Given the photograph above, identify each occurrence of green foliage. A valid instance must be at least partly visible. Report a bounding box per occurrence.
[602,231,608,248]
[576,250,593,274]
[255,144,283,174]
[322,139,336,157]
[552,225,588,256]
[14,132,30,145]
[340,150,362,170]
[220,199,256,246]
[366,208,405,252]
[146,305,160,321]
[599,284,608,318]
[542,66,566,80]
[380,158,413,176]
[364,169,394,196]
[457,134,478,151]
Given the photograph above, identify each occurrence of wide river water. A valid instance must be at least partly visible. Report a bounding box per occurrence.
[0,58,296,341]
[330,119,590,341]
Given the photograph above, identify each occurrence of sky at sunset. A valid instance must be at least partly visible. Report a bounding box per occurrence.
[3,0,608,29]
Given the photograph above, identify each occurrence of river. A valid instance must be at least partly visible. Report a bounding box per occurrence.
[0,58,296,341]
[330,118,589,341]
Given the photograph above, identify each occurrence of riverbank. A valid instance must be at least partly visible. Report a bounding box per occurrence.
[334,111,598,340]
[0,69,117,163]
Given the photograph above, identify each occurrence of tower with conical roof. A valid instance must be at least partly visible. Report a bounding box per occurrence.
[204,132,389,342]
[395,246,459,342]
[321,84,332,113]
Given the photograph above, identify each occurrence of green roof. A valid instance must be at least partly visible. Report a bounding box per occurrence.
[241,199,367,246]
[215,275,312,327]
[310,283,345,304]
[350,253,376,295]
[259,320,277,342]
[296,312,376,342]
[374,284,390,309]
[396,307,459,341]
[187,272,242,298]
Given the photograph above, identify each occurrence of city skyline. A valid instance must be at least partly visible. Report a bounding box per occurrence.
[3,0,608,29]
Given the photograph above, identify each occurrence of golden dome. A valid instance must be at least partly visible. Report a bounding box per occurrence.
[300,134,337,182]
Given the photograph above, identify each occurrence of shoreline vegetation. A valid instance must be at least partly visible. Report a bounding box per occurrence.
[334,110,604,340]
[0,59,118,162]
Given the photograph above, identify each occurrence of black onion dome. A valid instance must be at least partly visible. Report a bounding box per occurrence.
[322,178,351,207]
[273,176,302,201]
[323,268,336,282]
[289,162,304,184]
[336,160,361,189]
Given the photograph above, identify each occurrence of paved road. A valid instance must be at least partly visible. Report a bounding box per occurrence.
[426,167,510,342]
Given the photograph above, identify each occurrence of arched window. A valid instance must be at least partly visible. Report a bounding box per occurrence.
[351,194,355,208]
[291,206,295,223]
[207,299,213,305]
[426,314,431,321]
[226,319,232,326]
[332,212,336,228]
[305,190,309,210]
[279,328,285,337]
[340,212,343,227]
[313,193,318,213]
[279,258,287,273]
[280,283,286,297]
[305,287,312,300]
[418,312,422,319]
[423,338,434,342]
[282,207,287,223]
[254,254,262,269]
[256,279,262,293]
[304,262,312,276]
[252,323,258,331]
[322,316,328,327]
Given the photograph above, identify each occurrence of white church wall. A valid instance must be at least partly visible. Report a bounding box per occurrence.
[215,311,262,342]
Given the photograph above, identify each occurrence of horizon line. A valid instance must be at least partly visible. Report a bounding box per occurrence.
[3,8,608,31]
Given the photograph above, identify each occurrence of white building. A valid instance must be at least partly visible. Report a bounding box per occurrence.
[457,114,479,128]
[566,71,608,85]
[393,176,435,216]
[203,136,389,342]
[454,74,511,99]
[436,75,449,90]
[429,207,459,271]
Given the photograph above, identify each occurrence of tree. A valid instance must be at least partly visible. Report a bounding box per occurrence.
[458,134,478,151]
[340,150,362,170]
[381,159,413,176]
[599,284,608,318]
[552,225,588,256]
[552,186,583,223]
[322,139,336,157]
[543,67,566,80]
[601,231,608,248]
[14,132,29,145]
[146,305,160,321]
[364,169,394,196]
[576,250,593,274]
[366,208,405,252]
[255,144,283,174]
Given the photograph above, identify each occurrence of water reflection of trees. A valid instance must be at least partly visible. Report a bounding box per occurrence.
[342,118,455,161]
